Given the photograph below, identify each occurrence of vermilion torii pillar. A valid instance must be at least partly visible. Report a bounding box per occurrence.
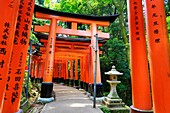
[0,1,20,111]
[2,0,35,112]
[40,18,57,99]
[145,1,170,112]
[127,0,152,112]
[74,57,79,87]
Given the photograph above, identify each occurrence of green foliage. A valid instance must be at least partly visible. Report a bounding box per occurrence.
[165,1,170,40]
[101,106,111,113]
[167,13,170,39]
[100,38,131,106]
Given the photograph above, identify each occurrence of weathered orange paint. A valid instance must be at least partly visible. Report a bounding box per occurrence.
[71,22,77,30]
[53,63,57,78]
[2,0,35,112]
[41,61,45,79]
[88,50,93,84]
[145,1,170,113]
[75,58,78,80]
[34,60,38,79]
[85,55,89,83]
[66,61,69,79]
[37,60,42,79]
[80,58,83,82]
[31,60,35,78]
[61,63,64,79]
[43,18,57,82]
[0,1,20,111]
[82,56,86,82]
[90,23,101,84]
[62,63,66,80]
[70,60,73,80]
[127,0,152,111]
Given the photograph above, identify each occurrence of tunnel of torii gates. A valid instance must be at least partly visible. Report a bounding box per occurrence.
[0,1,170,113]
[31,33,105,94]
[32,4,119,101]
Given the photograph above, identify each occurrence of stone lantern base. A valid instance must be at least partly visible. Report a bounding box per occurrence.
[103,97,130,112]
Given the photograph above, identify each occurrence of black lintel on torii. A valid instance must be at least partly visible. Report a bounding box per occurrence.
[34,5,119,22]
[34,32,106,44]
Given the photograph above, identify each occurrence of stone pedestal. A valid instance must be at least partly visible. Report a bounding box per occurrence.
[107,80,120,99]
[103,80,130,112]
[103,65,130,112]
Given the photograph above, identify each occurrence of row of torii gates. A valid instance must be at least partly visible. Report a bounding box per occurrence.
[0,0,170,113]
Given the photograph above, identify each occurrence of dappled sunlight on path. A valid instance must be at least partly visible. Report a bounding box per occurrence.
[41,84,103,113]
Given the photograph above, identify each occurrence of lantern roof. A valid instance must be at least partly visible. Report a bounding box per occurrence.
[105,65,123,76]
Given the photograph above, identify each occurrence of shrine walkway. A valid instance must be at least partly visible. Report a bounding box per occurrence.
[41,84,103,113]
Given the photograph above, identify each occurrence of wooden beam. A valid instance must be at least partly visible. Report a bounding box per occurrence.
[34,25,110,39]
[35,12,110,26]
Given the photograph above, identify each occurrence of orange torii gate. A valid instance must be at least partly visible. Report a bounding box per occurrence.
[38,35,104,91]
[41,48,91,88]
[33,5,118,99]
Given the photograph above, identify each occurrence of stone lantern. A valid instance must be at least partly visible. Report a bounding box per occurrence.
[103,65,130,112]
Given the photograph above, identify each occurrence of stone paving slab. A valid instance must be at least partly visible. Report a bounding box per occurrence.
[41,84,103,113]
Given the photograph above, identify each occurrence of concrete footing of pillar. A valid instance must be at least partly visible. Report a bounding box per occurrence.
[130,106,153,113]
[38,97,55,103]
[15,109,23,113]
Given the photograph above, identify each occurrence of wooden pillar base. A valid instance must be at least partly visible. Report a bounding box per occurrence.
[85,83,89,91]
[40,82,53,98]
[58,78,64,83]
[65,79,69,85]
[88,83,103,97]
[40,78,43,83]
[56,78,60,83]
[80,81,84,89]
[53,78,58,83]
[73,80,79,89]
[35,78,40,83]
[31,76,35,83]
[61,77,64,83]
[83,82,87,89]
[130,106,153,113]
[69,79,74,86]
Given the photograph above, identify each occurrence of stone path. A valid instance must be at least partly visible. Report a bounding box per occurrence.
[41,84,103,113]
